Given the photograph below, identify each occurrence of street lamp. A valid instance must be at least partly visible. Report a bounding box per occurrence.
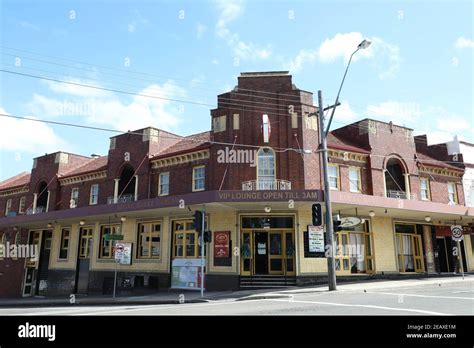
[325,39,371,134]
[318,39,371,291]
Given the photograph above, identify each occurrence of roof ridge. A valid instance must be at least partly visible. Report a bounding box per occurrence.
[0,171,30,186]
[60,156,108,178]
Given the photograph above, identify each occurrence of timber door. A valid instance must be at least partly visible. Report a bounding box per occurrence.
[22,230,41,297]
[75,227,93,294]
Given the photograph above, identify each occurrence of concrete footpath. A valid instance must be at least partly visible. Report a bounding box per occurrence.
[0,274,472,307]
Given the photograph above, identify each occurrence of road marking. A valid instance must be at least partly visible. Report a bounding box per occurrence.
[266,298,452,315]
[4,299,252,316]
[366,292,474,300]
[452,290,474,294]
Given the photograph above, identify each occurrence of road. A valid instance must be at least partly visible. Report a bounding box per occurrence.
[1,278,473,316]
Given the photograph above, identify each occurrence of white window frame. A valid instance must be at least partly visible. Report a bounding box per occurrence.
[328,164,340,190]
[5,199,12,216]
[158,172,170,196]
[71,188,79,208]
[18,196,26,214]
[349,167,362,193]
[420,178,431,201]
[447,182,458,204]
[257,147,276,189]
[192,166,205,192]
[89,184,99,205]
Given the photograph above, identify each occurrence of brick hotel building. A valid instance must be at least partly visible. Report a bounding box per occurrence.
[0,71,473,297]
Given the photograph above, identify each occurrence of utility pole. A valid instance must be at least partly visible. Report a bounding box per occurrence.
[317,90,337,291]
[200,208,205,297]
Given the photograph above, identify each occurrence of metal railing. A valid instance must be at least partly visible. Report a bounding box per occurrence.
[386,190,416,200]
[107,194,134,204]
[242,179,292,191]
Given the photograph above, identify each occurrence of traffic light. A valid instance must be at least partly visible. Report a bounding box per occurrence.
[333,217,342,232]
[204,231,212,243]
[312,203,322,226]
[194,210,204,232]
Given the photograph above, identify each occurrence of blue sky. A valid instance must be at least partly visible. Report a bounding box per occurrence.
[0,0,473,181]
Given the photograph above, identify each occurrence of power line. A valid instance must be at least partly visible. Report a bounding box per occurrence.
[0,67,309,118]
[0,113,466,167]
[1,45,305,100]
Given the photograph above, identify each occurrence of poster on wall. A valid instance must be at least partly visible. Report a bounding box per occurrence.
[171,258,205,290]
[214,231,230,258]
[114,243,132,265]
[308,225,325,253]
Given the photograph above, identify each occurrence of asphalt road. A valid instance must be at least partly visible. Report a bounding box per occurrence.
[1,279,473,316]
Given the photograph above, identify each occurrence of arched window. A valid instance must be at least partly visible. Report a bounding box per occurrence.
[257,147,276,189]
[36,181,48,212]
[118,165,136,200]
[385,157,407,198]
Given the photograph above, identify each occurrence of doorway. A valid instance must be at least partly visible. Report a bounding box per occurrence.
[436,237,451,272]
[240,229,295,276]
[75,227,93,294]
[254,232,268,274]
[22,230,42,297]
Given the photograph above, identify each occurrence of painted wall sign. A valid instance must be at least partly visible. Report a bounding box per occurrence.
[308,225,325,253]
[214,231,230,258]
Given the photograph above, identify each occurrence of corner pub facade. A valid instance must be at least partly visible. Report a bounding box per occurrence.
[0,71,473,297]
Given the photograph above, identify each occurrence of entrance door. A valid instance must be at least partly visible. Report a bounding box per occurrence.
[35,230,52,295]
[254,232,268,274]
[437,237,450,272]
[397,233,425,273]
[22,230,41,297]
[75,227,93,294]
[269,232,284,275]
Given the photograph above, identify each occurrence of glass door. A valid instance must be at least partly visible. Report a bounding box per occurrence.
[268,232,283,275]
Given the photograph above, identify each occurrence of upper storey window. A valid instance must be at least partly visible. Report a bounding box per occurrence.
[257,147,276,189]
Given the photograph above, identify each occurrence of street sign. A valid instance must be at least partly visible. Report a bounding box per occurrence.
[451,225,464,241]
[105,234,124,241]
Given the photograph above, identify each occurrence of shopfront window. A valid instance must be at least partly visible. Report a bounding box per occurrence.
[137,221,161,258]
[395,223,424,273]
[173,220,206,258]
[99,225,120,258]
[335,221,374,274]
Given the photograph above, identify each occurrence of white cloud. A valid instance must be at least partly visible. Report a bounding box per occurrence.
[455,36,474,49]
[0,107,66,153]
[318,32,372,63]
[214,0,272,60]
[211,59,219,65]
[364,101,473,144]
[286,32,400,79]
[196,23,207,39]
[287,49,318,73]
[43,79,111,98]
[332,101,359,123]
[18,21,40,31]
[26,80,186,132]
[128,10,149,34]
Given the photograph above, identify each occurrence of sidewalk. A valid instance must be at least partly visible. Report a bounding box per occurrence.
[1,274,472,307]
